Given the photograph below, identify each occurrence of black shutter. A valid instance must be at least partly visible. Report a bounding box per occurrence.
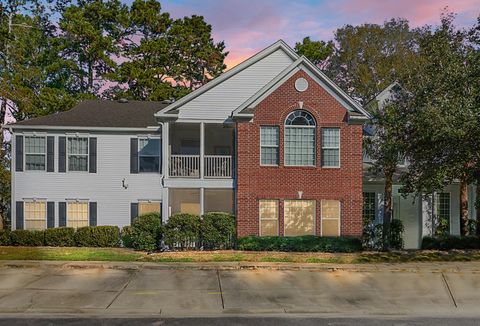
[58,137,66,173]
[47,202,55,228]
[130,138,138,174]
[89,138,97,173]
[15,135,23,172]
[130,203,138,225]
[58,202,66,227]
[15,201,24,229]
[47,136,55,172]
[89,202,97,226]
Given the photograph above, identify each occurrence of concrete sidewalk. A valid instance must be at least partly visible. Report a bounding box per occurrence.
[0,260,479,317]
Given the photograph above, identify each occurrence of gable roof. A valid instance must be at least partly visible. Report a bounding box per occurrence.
[9,100,168,129]
[232,56,371,119]
[155,40,298,119]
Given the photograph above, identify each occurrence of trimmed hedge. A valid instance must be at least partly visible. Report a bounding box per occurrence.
[237,235,363,253]
[121,226,134,248]
[200,212,236,250]
[74,226,120,247]
[0,230,10,246]
[130,213,162,251]
[44,227,75,247]
[422,236,480,250]
[10,230,45,246]
[164,213,200,250]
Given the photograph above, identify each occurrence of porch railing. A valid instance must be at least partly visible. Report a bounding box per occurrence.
[169,155,200,177]
[204,155,232,178]
[169,154,232,178]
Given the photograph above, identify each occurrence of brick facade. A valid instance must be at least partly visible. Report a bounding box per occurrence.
[236,70,363,237]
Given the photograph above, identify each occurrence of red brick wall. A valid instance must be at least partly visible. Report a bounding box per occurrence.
[236,70,363,237]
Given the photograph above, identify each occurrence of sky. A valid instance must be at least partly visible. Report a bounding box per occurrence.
[151,0,480,69]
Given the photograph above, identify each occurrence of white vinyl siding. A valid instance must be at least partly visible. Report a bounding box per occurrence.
[25,136,46,171]
[259,200,279,236]
[260,126,279,165]
[67,202,89,228]
[138,138,160,173]
[321,128,340,167]
[24,201,46,230]
[68,137,89,171]
[321,200,341,236]
[284,200,315,236]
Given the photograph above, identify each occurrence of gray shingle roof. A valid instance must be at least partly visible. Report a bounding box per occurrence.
[11,100,168,128]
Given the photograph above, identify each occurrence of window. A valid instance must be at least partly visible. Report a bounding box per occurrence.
[68,137,88,171]
[436,193,450,234]
[139,201,161,215]
[363,192,376,224]
[260,126,279,165]
[139,138,160,172]
[25,201,46,230]
[321,200,341,236]
[321,128,340,167]
[284,110,316,166]
[259,200,279,236]
[284,200,315,236]
[25,136,46,170]
[67,202,89,228]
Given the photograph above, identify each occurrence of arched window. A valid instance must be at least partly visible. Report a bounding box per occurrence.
[284,110,316,166]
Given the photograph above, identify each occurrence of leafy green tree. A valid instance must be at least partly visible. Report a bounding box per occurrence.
[294,36,334,68]
[327,18,419,104]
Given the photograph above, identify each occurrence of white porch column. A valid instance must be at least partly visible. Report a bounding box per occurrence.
[200,187,205,215]
[162,188,169,223]
[200,122,205,179]
[162,122,169,178]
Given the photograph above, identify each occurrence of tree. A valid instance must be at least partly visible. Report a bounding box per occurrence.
[294,36,333,68]
[399,13,479,235]
[327,19,419,104]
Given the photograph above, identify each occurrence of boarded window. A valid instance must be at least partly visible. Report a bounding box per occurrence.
[139,202,161,215]
[259,200,279,236]
[169,188,201,215]
[205,189,234,214]
[67,202,89,228]
[284,200,315,236]
[321,200,341,236]
[25,202,46,230]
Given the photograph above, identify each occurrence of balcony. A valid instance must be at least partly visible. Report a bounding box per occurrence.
[167,122,234,179]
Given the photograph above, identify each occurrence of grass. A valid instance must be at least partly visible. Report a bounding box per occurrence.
[1,246,480,264]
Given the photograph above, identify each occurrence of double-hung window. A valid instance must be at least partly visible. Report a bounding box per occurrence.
[284,110,316,166]
[260,126,279,165]
[25,136,46,171]
[139,138,160,172]
[321,128,340,167]
[68,137,89,171]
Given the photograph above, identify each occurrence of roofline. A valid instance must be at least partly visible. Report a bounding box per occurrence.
[232,55,371,119]
[4,125,161,132]
[155,39,299,117]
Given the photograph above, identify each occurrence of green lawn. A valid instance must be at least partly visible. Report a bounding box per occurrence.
[1,246,480,264]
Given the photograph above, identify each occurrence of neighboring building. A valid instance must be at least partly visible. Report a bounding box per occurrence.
[5,40,477,248]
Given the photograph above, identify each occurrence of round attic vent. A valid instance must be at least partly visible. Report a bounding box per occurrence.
[295,78,309,92]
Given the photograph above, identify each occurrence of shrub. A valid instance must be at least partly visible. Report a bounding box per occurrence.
[200,212,236,250]
[237,235,363,253]
[130,213,162,251]
[74,226,120,247]
[421,235,480,250]
[164,213,200,250]
[363,219,404,251]
[121,226,134,248]
[389,219,404,250]
[10,230,45,246]
[0,230,10,246]
[44,227,75,247]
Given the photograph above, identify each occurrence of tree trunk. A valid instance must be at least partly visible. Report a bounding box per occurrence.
[460,178,469,236]
[383,171,394,251]
[476,181,480,236]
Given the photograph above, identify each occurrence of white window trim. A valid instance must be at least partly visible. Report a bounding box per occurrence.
[138,136,161,173]
[24,200,47,229]
[66,200,90,227]
[67,136,89,173]
[284,125,316,167]
[260,126,279,167]
[321,128,341,169]
[283,199,316,236]
[258,199,279,236]
[24,135,47,172]
[320,199,341,237]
